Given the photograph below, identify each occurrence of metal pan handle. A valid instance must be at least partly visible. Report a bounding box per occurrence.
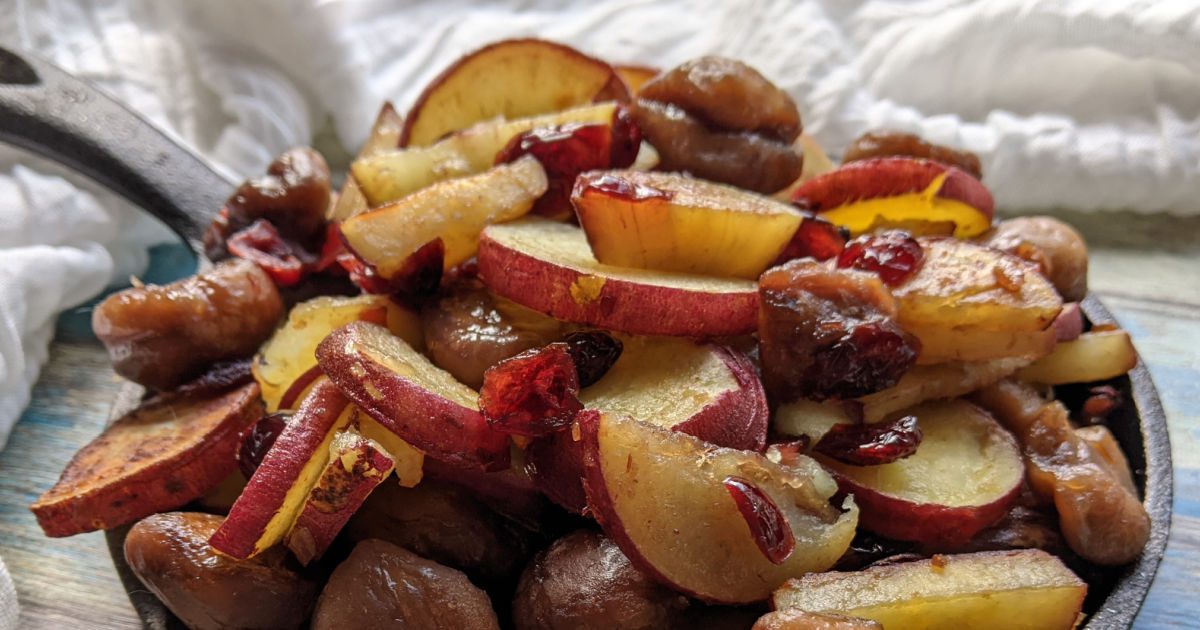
[0,46,231,253]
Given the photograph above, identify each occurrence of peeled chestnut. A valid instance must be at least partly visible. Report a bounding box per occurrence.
[124,512,317,630]
[512,530,689,630]
[421,281,564,389]
[93,259,284,390]
[980,216,1088,301]
[343,479,537,585]
[640,56,801,143]
[312,539,500,630]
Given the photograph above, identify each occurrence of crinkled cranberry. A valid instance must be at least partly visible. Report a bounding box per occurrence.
[562,331,623,388]
[814,415,922,466]
[836,231,924,286]
[479,343,583,437]
[723,476,794,564]
[338,238,444,300]
[237,412,292,478]
[226,219,312,287]
[576,172,673,201]
[497,123,615,217]
[759,260,919,401]
[774,213,849,264]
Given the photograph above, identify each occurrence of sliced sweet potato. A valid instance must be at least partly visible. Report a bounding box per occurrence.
[31,383,263,537]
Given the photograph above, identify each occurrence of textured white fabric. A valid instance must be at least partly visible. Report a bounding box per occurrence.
[0,2,1198,621]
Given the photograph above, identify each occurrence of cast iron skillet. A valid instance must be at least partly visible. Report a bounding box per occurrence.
[0,46,1174,629]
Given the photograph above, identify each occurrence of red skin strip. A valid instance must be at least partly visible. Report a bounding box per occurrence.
[285,431,395,565]
[792,157,994,221]
[209,380,348,559]
[316,322,510,471]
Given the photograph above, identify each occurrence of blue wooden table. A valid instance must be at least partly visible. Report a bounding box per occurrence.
[1,210,1197,628]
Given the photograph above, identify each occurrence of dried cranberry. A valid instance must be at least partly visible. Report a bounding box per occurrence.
[479,343,583,437]
[562,331,623,388]
[774,213,849,264]
[836,231,924,286]
[723,476,795,564]
[497,123,615,216]
[577,172,673,202]
[313,222,348,275]
[226,219,312,287]
[237,412,291,478]
[814,415,922,466]
[759,260,919,402]
[338,238,444,300]
[609,104,643,168]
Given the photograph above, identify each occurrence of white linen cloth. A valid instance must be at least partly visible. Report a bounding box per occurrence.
[0,1,1198,621]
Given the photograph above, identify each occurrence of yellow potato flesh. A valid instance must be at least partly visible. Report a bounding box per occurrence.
[821,173,992,238]
[816,401,1023,507]
[330,102,404,222]
[576,170,802,279]
[341,156,547,275]
[1018,330,1137,384]
[593,414,857,604]
[581,336,736,428]
[893,238,1062,333]
[773,550,1086,630]
[354,102,615,207]
[253,295,422,412]
[352,406,424,488]
[910,324,1057,365]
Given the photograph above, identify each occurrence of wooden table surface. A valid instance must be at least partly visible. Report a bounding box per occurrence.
[1,211,1197,628]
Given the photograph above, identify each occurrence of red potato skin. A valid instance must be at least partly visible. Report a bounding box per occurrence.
[831,472,1020,546]
[578,412,716,603]
[285,436,395,565]
[528,345,768,513]
[1053,302,1083,342]
[399,38,629,147]
[792,157,994,221]
[31,383,262,538]
[316,323,511,471]
[477,230,758,337]
[209,380,349,559]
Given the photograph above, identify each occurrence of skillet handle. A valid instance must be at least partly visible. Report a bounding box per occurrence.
[0,46,232,253]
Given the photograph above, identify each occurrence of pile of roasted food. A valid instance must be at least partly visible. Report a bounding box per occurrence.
[31,39,1149,629]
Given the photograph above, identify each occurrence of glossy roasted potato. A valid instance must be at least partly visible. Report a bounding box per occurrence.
[772,550,1086,630]
[93,259,284,390]
[754,609,882,630]
[124,512,318,630]
[891,238,1062,364]
[344,479,538,585]
[512,530,689,630]
[312,539,500,630]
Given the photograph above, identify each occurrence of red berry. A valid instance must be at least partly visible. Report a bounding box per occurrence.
[479,343,583,437]
[562,331,623,388]
[497,123,615,217]
[723,476,795,565]
[836,231,925,286]
[774,214,849,264]
[577,172,673,202]
[814,415,922,466]
[226,219,311,287]
[237,412,291,478]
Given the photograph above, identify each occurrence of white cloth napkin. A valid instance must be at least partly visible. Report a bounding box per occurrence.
[1,1,1198,622]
